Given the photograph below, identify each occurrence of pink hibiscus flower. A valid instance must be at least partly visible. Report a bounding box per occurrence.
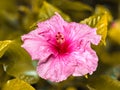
[21,12,101,82]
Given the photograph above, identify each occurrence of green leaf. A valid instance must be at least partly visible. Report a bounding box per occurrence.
[88,75,120,90]
[106,65,120,80]
[1,40,39,84]
[48,0,93,11]
[38,1,71,22]
[95,45,120,65]
[95,5,113,22]
[98,0,120,3]
[29,1,71,30]
[80,13,108,45]
[87,85,96,90]
[0,11,23,40]
[2,79,35,90]
[48,0,93,21]
[0,0,17,11]
[0,40,12,58]
[0,64,11,88]
[108,20,120,45]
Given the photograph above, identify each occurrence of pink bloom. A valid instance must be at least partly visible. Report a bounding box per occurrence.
[21,13,101,82]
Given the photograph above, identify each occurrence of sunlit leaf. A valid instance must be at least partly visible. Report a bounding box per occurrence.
[95,5,113,22]
[80,13,108,45]
[1,40,39,84]
[38,1,71,22]
[2,79,35,90]
[88,75,120,90]
[0,40,12,58]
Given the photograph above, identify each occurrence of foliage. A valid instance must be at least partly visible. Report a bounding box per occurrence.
[0,0,120,89]
[87,75,120,90]
[2,79,35,90]
[80,13,108,45]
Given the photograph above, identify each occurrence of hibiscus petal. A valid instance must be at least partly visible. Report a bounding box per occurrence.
[66,22,101,45]
[37,12,67,35]
[21,13,101,82]
[21,32,51,60]
[37,55,76,82]
[72,43,98,76]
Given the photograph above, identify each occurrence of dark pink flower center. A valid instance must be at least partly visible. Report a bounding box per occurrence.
[54,32,70,55]
[55,32,65,44]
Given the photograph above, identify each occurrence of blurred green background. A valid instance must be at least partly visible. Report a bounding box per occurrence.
[0,0,120,90]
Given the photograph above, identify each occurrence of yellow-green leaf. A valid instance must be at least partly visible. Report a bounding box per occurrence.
[88,75,120,90]
[0,65,11,88]
[2,79,35,90]
[96,44,120,65]
[108,20,120,45]
[49,0,93,12]
[1,40,39,84]
[0,0,17,11]
[80,13,108,45]
[48,0,93,21]
[0,40,12,58]
[38,1,71,22]
[95,5,113,22]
